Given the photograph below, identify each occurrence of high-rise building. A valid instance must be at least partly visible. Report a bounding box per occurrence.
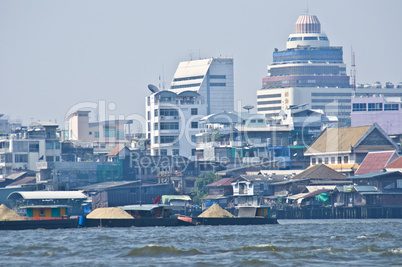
[257,14,402,124]
[146,57,234,159]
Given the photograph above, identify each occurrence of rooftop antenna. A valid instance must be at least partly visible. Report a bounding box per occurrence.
[351,47,356,96]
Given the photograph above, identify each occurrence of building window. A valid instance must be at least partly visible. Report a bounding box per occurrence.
[154,109,158,117]
[154,123,158,130]
[160,109,179,116]
[210,83,226,87]
[46,141,54,150]
[318,158,322,164]
[14,154,28,163]
[55,156,60,162]
[384,104,399,111]
[147,111,150,120]
[338,157,342,164]
[210,75,226,79]
[191,122,198,129]
[191,135,196,143]
[103,126,116,137]
[312,158,316,165]
[192,149,196,156]
[344,156,349,164]
[154,136,159,144]
[29,142,39,152]
[331,157,335,164]
[160,136,177,144]
[173,149,179,156]
[13,141,28,152]
[46,156,54,162]
[171,83,201,90]
[160,149,167,156]
[368,103,382,111]
[352,103,367,112]
[191,108,198,115]
[95,132,99,138]
[325,157,329,164]
[89,131,92,135]
[55,142,60,149]
[160,122,179,130]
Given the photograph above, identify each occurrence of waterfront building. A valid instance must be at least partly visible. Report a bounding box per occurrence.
[146,58,234,159]
[351,95,402,136]
[195,111,292,169]
[304,124,399,167]
[66,110,131,154]
[257,14,402,124]
[0,122,61,177]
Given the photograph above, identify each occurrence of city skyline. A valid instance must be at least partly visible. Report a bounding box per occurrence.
[1,0,401,127]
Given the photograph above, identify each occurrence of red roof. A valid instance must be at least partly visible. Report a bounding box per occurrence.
[206,178,235,187]
[355,151,399,175]
[386,156,402,169]
[106,146,126,156]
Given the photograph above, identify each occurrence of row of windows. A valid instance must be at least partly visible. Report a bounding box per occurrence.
[210,75,226,79]
[353,103,400,112]
[210,83,226,87]
[311,93,352,97]
[257,94,281,99]
[288,36,328,41]
[311,156,348,165]
[311,105,351,110]
[257,106,282,111]
[312,99,351,103]
[269,66,344,77]
[257,100,282,105]
[159,109,179,116]
[173,75,203,82]
[171,83,201,89]
[159,122,179,130]
[154,136,178,144]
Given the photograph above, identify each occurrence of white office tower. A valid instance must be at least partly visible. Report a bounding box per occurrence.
[146,57,234,158]
[257,14,402,124]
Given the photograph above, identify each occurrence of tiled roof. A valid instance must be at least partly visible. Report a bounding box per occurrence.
[207,178,235,187]
[355,151,399,175]
[292,164,346,180]
[106,146,126,156]
[305,126,371,154]
[385,156,402,169]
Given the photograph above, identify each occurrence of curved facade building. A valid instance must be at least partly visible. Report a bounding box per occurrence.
[262,14,349,90]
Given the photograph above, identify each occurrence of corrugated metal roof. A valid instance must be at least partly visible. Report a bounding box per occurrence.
[7,191,87,200]
[6,176,36,187]
[352,171,401,179]
[207,178,235,187]
[355,151,399,175]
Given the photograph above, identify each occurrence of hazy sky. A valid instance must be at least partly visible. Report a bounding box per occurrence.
[1,0,401,129]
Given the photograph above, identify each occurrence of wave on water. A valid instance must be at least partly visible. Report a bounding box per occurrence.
[124,245,203,257]
[240,244,282,252]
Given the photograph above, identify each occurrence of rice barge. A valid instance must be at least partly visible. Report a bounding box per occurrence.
[0,204,277,230]
[83,204,278,228]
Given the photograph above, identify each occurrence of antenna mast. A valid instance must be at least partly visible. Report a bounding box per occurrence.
[351,48,356,96]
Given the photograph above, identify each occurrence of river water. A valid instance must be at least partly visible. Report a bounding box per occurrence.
[0,219,401,266]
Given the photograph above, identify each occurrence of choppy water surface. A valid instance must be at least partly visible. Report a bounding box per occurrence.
[1,219,401,266]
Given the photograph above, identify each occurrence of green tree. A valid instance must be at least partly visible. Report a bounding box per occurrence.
[191,172,221,204]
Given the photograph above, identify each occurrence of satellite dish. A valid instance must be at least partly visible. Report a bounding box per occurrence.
[243,105,254,113]
[148,84,159,93]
